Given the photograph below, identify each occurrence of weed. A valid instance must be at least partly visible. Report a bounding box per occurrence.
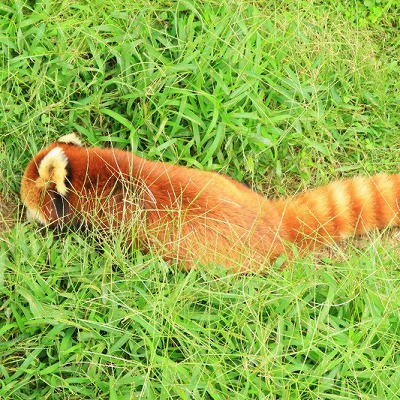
[1,0,399,398]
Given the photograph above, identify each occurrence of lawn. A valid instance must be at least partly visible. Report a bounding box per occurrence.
[1,0,400,398]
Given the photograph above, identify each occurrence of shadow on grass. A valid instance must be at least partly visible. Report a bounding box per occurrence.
[0,193,18,234]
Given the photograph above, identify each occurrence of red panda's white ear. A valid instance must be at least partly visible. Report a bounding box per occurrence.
[57,133,82,146]
[37,147,69,196]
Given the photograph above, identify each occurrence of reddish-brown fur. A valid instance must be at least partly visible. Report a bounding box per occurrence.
[21,137,400,271]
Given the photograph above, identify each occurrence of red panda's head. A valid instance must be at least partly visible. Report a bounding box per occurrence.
[21,133,138,233]
[20,134,83,227]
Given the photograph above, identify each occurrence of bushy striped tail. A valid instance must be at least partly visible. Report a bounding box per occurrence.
[275,173,400,251]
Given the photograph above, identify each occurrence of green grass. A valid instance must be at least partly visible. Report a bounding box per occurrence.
[1,0,400,398]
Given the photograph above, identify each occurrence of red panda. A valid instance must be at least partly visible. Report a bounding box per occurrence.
[20,134,400,271]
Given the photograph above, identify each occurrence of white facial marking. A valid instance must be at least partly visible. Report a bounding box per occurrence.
[26,207,49,225]
[57,133,82,146]
[38,147,69,196]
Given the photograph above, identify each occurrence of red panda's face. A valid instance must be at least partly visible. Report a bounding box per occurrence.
[20,134,83,227]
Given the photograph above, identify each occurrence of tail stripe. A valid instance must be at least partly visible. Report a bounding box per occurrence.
[350,177,376,234]
[327,181,353,238]
[372,174,398,227]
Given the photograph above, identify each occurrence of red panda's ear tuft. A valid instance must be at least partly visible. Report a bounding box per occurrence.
[37,147,69,196]
[57,133,82,147]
